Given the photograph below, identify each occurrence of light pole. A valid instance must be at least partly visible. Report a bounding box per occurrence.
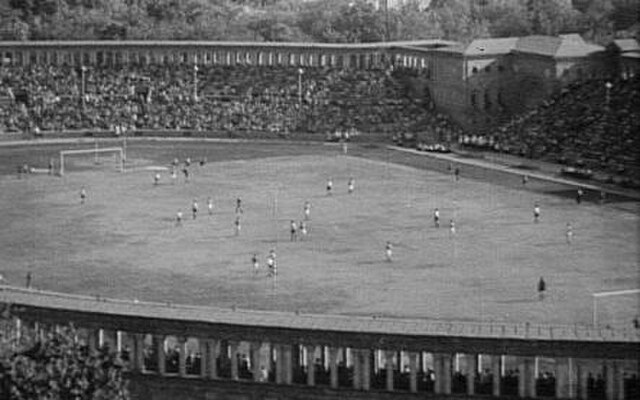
[80,65,87,109]
[297,68,304,107]
[605,81,613,106]
[193,64,199,102]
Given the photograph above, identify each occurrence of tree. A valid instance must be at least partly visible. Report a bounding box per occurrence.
[388,3,444,41]
[0,320,129,400]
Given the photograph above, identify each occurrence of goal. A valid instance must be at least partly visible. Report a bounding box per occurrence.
[59,147,124,176]
[592,289,640,327]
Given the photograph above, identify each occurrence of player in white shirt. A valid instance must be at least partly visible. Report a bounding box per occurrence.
[433,208,440,228]
[449,219,456,237]
[80,187,87,204]
[385,242,393,262]
[566,222,573,245]
[303,201,311,220]
[207,197,214,216]
[348,177,354,194]
[326,178,333,195]
[154,173,160,186]
[533,202,540,223]
[176,211,183,226]
[299,220,308,240]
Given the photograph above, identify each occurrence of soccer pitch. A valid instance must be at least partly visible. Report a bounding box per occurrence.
[0,141,638,327]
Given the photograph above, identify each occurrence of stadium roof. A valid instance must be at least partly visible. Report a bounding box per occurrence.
[464,37,519,56]
[514,34,604,58]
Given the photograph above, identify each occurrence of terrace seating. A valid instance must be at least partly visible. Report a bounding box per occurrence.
[0,64,457,139]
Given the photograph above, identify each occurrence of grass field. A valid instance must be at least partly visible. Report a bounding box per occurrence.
[0,140,638,327]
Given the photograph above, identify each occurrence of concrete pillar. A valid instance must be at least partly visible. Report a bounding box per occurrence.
[577,359,590,400]
[132,334,145,372]
[519,357,536,398]
[362,349,371,391]
[409,352,418,393]
[353,349,362,390]
[434,353,452,394]
[251,342,262,382]
[467,353,478,395]
[205,339,219,379]
[87,328,100,353]
[385,350,395,391]
[306,345,316,386]
[492,355,502,397]
[557,357,577,399]
[329,347,339,389]
[230,341,239,381]
[274,345,284,384]
[292,344,301,379]
[604,360,624,400]
[155,335,166,376]
[614,361,625,400]
[282,344,293,385]
[177,337,187,377]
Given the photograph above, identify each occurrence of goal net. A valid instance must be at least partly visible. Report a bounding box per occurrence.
[592,289,640,327]
[59,147,124,176]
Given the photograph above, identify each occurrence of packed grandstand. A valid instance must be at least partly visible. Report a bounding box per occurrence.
[0,43,639,189]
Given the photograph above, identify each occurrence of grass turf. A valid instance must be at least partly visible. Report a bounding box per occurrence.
[0,140,638,327]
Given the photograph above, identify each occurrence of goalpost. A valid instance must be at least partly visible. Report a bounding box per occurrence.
[59,147,124,176]
[592,289,640,326]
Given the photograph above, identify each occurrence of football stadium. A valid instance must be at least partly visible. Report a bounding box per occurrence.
[0,15,639,400]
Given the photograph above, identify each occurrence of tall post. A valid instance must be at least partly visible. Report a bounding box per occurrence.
[492,355,502,397]
[251,342,262,382]
[362,349,371,391]
[155,335,166,376]
[178,337,187,377]
[306,345,316,386]
[467,353,478,395]
[297,68,303,106]
[132,333,145,373]
[205,339,219,379]
[230,341,239,381]
[329,347,339,389]
[385,350,395,391]
[193,65,199,102]
[409,352,418,393]
[80,65,86,110]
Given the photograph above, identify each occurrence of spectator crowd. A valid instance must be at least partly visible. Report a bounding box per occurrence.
[0,64,452,139]
[459,76,640,186]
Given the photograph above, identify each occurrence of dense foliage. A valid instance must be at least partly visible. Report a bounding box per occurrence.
[0,0,637,43]
[0,320,128,400]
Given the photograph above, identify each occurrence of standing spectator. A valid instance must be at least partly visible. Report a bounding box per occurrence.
[26,272,32,289]
[576,189,584,204]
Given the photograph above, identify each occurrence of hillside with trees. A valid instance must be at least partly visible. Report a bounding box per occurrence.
[0,0,637,43]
